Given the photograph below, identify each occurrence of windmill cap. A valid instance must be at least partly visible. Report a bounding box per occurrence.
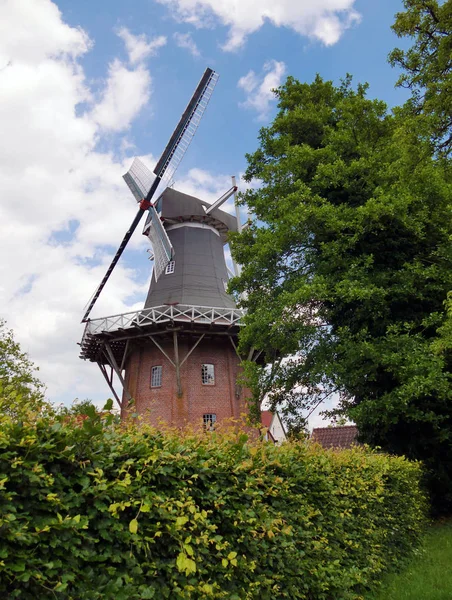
[156,187,238,241]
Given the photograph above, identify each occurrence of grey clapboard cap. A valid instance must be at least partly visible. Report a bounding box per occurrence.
[144,187,238,309]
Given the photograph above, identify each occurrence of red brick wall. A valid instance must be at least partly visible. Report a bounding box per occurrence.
[121,336,250,429]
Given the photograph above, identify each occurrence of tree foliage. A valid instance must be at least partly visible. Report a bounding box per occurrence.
[0,396,426,599]
[229,75,452,512]
[389,0,452,157]
[0,319,46,416]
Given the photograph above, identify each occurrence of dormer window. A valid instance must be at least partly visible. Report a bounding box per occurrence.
[165,261,175,275]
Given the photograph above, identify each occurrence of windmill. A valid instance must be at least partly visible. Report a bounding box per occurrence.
[79,68,261,428]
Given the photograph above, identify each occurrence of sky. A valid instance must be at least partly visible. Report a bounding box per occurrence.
[0,0,410,428]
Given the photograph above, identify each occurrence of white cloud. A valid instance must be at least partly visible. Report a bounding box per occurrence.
[90,59,151,132]
[156,0,360,51]
[0,0,155,406]
[89,28,167,132]
[0,0,91,66]
[173,32,201,57]
[117,28,167,64]
[238,60,286,120]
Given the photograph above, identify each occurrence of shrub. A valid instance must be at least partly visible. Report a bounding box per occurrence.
[0,391,427,599]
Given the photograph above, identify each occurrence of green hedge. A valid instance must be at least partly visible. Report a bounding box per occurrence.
[0,396,427,599]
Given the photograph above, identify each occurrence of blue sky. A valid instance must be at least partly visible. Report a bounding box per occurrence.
[0,0,409,424]
[55,0,408,178]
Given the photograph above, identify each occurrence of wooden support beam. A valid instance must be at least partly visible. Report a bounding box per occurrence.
[97,361,122,409]
[148,335,175,366]
[180,334,205,366]
[173,330,182,397]
[229,335,241,359]
[104,343,133,403]
[119,339,130,371]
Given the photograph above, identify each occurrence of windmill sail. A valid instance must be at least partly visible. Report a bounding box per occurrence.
[123,157,154,202]
[143,205,174,281]
[153,68,219,188]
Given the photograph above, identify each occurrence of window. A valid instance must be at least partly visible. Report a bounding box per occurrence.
[165,261,175,275]
[201,363,215,385]
[203,413,217,431]
[151,365,162,387]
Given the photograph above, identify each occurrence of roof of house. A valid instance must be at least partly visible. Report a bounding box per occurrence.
[261,411,275,442]
[261,410,273,428]
[311,425,359,449]
[261,410,288,444]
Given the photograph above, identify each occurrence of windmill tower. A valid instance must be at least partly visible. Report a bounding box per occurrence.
[79,68,258,429]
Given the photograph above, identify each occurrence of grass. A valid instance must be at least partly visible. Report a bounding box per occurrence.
[366,519,452,600]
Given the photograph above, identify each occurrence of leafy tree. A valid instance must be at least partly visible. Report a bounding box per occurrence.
[389,0,452,157]
[0,320,109,423]
[230,75,452,513]
[0,319,46,416]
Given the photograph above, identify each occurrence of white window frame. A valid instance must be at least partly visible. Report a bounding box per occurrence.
[151,365,162,388]
[165,261,175,275]
[203,413,217,430]
[201,363,215,385]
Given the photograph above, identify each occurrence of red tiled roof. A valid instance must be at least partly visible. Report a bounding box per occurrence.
[261,411,273,428]
[261,411,276,442]
[311,425,359,449]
